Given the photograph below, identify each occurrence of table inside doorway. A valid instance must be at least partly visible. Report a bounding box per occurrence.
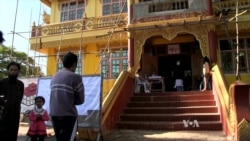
[148,76,165,92]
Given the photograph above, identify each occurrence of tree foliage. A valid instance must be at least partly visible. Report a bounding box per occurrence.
[0,44,43,78]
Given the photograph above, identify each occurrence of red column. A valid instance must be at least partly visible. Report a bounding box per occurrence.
[206,0,213,15]
[207,0,216,63]
[128,38,134,68]
[128,0,133,24]
[128,0,134,68]
[208,30,217,64]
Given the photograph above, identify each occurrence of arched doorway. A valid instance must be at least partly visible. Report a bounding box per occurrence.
[141,34,203,91]
[158,55,192,91]
[131,24,213,92]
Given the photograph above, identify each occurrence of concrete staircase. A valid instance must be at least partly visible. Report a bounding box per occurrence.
[117,91,222,131]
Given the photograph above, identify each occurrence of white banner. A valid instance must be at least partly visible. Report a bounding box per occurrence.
[20,77,38,113]
[36,75,102,128]
[19,75,102,128]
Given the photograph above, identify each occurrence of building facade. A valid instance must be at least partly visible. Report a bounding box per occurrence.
[30,0,250,95]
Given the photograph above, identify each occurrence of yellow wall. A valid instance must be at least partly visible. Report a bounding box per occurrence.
[102,79,116,99]
[50,0,60,23]
[44,0,250,94]
[83,44,100,74]
[133,0,140,4]
[85,0,97,17]
[225,74,250,86]
[83,43,117,95]
[42,0,119,94]
[47,48,57,76]
[44,42,116,95]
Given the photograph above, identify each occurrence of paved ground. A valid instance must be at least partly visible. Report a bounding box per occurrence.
[103,130,232,141]
[18,123,233,141]
[18,123,55,141]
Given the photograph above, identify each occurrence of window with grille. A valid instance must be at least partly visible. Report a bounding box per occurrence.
[219,37,250,74]
[102,0,127,15]
[60,0,85,22]
[101,48,128,79]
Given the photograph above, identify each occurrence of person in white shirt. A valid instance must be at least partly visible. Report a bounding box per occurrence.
[201,56,211,91]
[135,69,151,93]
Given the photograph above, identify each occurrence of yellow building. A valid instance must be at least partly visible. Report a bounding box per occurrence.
[29,0,250,140]
[30,0,250,95]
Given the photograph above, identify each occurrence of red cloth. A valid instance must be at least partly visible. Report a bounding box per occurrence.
[27,109,49,136]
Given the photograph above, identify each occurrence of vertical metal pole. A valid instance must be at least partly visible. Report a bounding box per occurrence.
[33,2,42,76]
[26,9,33,77]
[79,15,84,75]
[56,27,64,72]
[236,0,239,80]
[11,0,19,60]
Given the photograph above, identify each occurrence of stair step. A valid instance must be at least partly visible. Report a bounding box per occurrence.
[117,121,222,130]
[130,94,214,102]
[123,106,218,114]
[120,113,220,121]
[117,91,222,132]
[134,90,212,96]
[127,100,216,107]
[103,130,229,141]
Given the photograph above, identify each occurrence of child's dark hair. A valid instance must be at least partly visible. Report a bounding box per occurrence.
[35,96,45,103]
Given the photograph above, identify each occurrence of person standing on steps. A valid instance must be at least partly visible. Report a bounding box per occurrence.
[201,56,211,91]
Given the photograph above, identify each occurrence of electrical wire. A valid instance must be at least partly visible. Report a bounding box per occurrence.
[33,2,42,76]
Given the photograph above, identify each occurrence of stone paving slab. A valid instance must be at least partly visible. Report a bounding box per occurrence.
[103,130,232,141]
[18,124,233,141]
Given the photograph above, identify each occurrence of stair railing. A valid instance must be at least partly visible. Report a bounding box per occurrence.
[211,64,236,139]
[101,71,135,134]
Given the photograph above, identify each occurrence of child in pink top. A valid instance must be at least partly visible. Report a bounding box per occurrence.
[27,96,49,141]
